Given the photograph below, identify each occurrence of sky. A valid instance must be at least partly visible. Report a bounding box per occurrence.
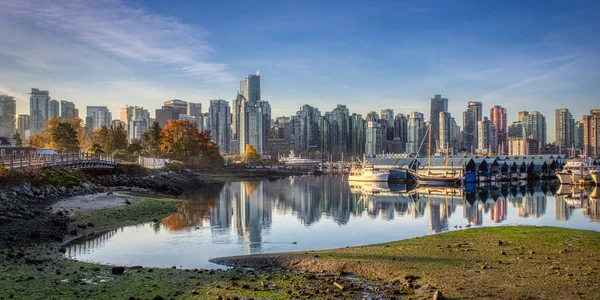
[1,0,599,142]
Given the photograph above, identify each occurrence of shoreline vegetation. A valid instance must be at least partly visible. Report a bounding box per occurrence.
[1,168,600,299]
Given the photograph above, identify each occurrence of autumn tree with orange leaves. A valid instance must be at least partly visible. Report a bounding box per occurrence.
[159,120,222,166]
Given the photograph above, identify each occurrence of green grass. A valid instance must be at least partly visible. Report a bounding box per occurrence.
[73,198,181,231]
[215,226,600,299]
[195,170,287,183]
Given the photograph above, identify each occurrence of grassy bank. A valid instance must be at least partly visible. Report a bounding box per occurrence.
[213,226,600,299]
[195,169,298,183]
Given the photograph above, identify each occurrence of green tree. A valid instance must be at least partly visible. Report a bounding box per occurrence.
[242,144,261,164]
[11,132,22,146]
[89,143,105,154]
[94,126,111,153]
[141,121,162,156]
[110,123,128,151]
[52,122,80,153]
[127,139,143,155]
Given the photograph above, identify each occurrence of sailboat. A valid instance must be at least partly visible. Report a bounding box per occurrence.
[409,124,460,185]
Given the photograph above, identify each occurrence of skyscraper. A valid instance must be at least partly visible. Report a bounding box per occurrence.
[490,105,507,154]
[208,99,231,153]
[29,88,50,136]
[365,121,386,157]
[60,100,78,120]
[439,112,457,152]
[240,73,261,104]
[524,111,547,149]
[318,116,332,154]
[582,110,600,157]
[555,108,574,153]
[49,99,59,120]
[187,102,202,118]
[462,108,476,152]
[478,117,497,154]
[380,109,394,126]
[518,111,529,123]
[430,95,448,148]
[350,113,365,156]
[468,101,483,122]
[0,95,16,137]
[574,121,584,151]
[163,99,188,115]
[393,114,408,153]
[17,114,30,138]
[295,104,321,151]
[85,106,112,131]
[331,105,350,154]
[128,106,149,141]
[407,112,426,155]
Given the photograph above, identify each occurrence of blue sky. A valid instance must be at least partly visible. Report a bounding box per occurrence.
[1,0,599,141]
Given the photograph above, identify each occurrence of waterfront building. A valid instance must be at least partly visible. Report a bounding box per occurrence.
[478,117,497,154]
[85,106,112,131]
[60,100,78,120]
[29,88,50,136]
[0,95,16,137]
[555,108,575,154]
[582,109,600,157]
[365,121,386,157]
[462,108,476,152]
[407,112,426,155]
[17,114,30,138]
[490,105,507,154]
[574,121,584,151]
[350,113,366,156]
[236,73,270,154]
[208,99,231,153]
[393,114,408,153]
[524,111,547,150]
[430,95,448,148]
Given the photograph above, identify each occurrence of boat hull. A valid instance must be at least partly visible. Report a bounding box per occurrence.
[592,172,599,186]
[348,173,389,182]
[557,172,585,185]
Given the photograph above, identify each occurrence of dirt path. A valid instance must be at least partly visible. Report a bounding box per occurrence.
[50,192,143,213]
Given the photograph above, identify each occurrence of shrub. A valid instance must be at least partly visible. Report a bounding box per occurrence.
[39,170,83,187]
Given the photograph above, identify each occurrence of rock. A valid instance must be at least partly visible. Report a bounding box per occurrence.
[497,240,503,246]
[152,296,164,300]
[111,266,125,275]
[433,290,445,300]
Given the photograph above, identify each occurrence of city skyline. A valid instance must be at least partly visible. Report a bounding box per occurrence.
[1,0,599,142]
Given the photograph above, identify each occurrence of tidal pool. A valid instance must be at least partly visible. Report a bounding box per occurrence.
[66,176,600,268]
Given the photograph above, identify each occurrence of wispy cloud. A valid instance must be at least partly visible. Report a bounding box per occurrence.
[1,0,232,81]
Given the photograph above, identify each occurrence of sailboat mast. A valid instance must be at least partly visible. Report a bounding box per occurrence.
[428,123,432,174]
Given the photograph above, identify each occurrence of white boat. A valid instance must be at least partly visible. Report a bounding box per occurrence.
[556,159,596,185]
[280,150,321,165]
[348,165,389,182]
[591,169,599,186]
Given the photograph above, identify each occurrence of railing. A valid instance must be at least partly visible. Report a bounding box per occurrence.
[0,152,117,170]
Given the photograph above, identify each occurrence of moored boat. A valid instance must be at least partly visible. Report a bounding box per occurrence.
[348,165,389,182]
[591,169,599,186]
[556,159,596,185]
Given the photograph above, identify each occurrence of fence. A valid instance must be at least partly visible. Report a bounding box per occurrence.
[0,152,117,170]
[138,156,169,169]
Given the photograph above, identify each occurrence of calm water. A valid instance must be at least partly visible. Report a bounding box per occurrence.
[66,176,600,269]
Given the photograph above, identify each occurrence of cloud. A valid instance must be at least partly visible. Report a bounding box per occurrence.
[1,0,232,81]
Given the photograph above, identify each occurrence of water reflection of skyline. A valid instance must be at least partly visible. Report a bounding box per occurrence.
[163,177,600,241]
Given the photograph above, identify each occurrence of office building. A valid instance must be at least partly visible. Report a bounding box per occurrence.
[478,117,497,154]
[29,88,50,136]
[128,107,150,141]
[351,113,366,156]
[60,100,78,120]
[582,110,600,157]
[574,121,584,151]
[430,95,448,148]
[439,112,457,152]
[508,121,525,139]
[208,99,231,153]
[17,114,30,138]
[0,95,16,137]
[490,105,507,154]
[407,112,426,155]
[380,109,394,126]
[187,102,202,118]
[85,106,112,131]
[555,108,574,153]
[392,114,408,153]
[240,73,261,104]
[293,105,321,151]
[468,101,483,122]
[462,108,476,152]
[365,121,386,157]
[163,99,188,115]
[524,111,547,149]
[155,106,181,128]
[318,116,332,154]
[331,105,350,153]
[518,111,529,123]
[49,99,59,119]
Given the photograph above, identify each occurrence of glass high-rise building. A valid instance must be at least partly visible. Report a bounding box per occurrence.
[380,109,394,126]
[17,114,30,138]
[86,106,112,131]
[49,99,59,120]
[490,105,507,154]
[478,117,497,154]
[365,121,386,157]
[208,99,231,153]
[462,108,476,152]
[430,95,448,148]
[240,73,261,104]
[60,100,78,120]
[29,88,50,136]
[350,113,365,156]
[407,112,426,155]
[555,108,574,153]
[0,95,16,137]
[525,111,547,149]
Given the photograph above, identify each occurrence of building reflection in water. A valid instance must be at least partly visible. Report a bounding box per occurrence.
[149,177,600,254]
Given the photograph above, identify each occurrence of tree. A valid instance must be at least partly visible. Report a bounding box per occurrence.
[94,126,111,153]
[141,121,162,157]
[110,123,128,151]
[242,144,262,164]
[11,132,22,146]
[52,122,80,152]
[160,120,214,159]
[89,143,105,154]
[127,139,143,155]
